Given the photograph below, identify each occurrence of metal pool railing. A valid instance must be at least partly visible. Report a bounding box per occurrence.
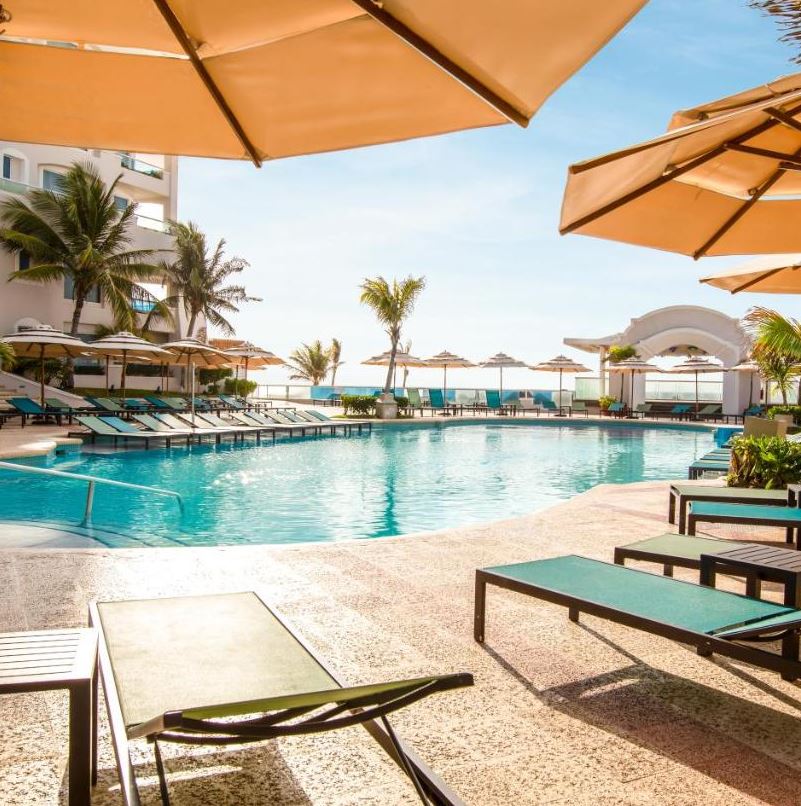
[0,461,185,523]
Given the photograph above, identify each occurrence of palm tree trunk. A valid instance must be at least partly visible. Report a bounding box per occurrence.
[331,366,338,386]
[186,311,198,338]
[384,339,398,395]
[65,293,86,389]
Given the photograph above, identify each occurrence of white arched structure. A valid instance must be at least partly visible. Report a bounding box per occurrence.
[565,305,754,415]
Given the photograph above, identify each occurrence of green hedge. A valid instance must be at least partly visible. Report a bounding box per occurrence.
[341,394,376,415]
[767,405,801,424]
[223,378,257,396]
[728,435,801,489]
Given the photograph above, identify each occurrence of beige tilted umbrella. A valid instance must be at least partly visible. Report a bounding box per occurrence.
[161,338,230,420]
[729,358,762,408]
[561,72,801,258]
[701,254,801,294]
[89,331,173,398]
[0,3,645,163]
[530,355,590,416]
[667,357,724,416]
[222,343,284,398]
[607,357,659,418]
[479,352,528,400]
[363,350,427,392]
[1,325,90,407]
[424,351,476,405]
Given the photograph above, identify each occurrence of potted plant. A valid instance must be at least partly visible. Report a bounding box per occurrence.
[599,395,616,414]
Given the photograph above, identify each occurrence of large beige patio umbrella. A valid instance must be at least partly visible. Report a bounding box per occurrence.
[730,358,762,408]
[363,350,427,392]
[607,357,659,418]
[222,343,284,398]
[560,72,801,258]
[479,352,528,400]
[161,338,230,420]
[530,355,590,416]
[667,357,724,417]
[0,2,645,163]
[700,254,801,294]
[424,351,476,406]
[1,325,90,407]
[89,331,173,399]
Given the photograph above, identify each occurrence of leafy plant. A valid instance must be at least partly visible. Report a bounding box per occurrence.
[341,394,377,416]
[0,162,167,336]
[159,220,260,337]
[359,275,426,396]
[0,341,15,371]
[223,378,257,397]
[287,340,331,385]
[749,1,801,63]
[598,395,616,410]
[767,405,801,424]
[606,344,637,363]
[727,435,801,489]
[197,367,233,385]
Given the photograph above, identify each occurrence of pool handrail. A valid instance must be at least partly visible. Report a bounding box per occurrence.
[0,460,185,522]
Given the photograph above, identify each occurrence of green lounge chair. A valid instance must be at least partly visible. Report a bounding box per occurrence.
[633,402,652,418]
[688,457,730,479]
[571,401,589,417]
[90,592,473,806]
[72,415,182,449]
[407,388,424,414]
[91,397,126,413]
[698,404,723,421]
[9,396,61,426]
[614,532,752,575]
[687,501,801,545]
[668,483,787,533]
[669,403,692,420]
[475,555,801,680]
[541,399,562,415]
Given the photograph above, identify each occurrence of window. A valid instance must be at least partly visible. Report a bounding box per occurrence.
[131,285,156,313]
[17,251,31,271]
[2,155,10,179]
[42,169,65,192]
[113,196,129,213]
[64,277,101,304]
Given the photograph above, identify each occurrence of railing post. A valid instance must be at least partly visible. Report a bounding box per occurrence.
[84,481,95,522]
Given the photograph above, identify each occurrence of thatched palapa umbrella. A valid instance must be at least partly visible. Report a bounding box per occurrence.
[530,355,590,416]
[1,325,90,407]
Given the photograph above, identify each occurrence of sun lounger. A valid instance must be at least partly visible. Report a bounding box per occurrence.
[475,555,801,680]
[633,402,652,418]
[90,592,473,806]
[218,394,246,410]
[143,396,172,410]
[668,482,787,533]
[668,403,692,420]
[9,397,62,426]
[605,402,625,417]
[89,397,127,413]
[571,401,589,417]
[697,404,723,421]
[71,415,186,449]
[304,409,372,432]
[614,532,753,575]
[687,501,801,545]
[150,412,240,443]
[688,455,730,479]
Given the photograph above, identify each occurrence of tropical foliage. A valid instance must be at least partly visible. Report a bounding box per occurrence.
[359,275,426,395]
[606,344,638,363]
[287,340,331,385]
[744,307,801,405]
[750,1,801,63]
[329,338,343,386]
[158,221,260,337]
[0,162,166,335]
[728,435,801,489]
[0,341,14,371]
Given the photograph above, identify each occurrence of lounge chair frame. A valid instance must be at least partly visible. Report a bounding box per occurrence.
[89,595,471,806]
[668,483,787,533]
[474,561,801,681]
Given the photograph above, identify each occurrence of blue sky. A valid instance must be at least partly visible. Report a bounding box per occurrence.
[178,0,797,390]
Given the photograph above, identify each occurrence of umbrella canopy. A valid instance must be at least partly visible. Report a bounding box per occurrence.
[700,254,801,294]
[730,358,761,408]
[161,338,230,419]
[667,357,724,415]
[90,331,173,398]
[560,72,801,258]
[530,355,590,416]
[424,351,476,403]
[607,357,659,415]
[479,352,528,398]
[222,343,284,398]
[1,325,90,406]
[363,350,427,391]
[0,2,645,164]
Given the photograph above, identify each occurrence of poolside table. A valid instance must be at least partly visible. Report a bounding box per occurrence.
[0,628,98,805]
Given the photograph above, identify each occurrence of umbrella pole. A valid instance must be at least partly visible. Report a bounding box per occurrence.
[244,357,249,399]
[39,345,45,409]
[630,370,634,417]
[499,366,503,401]
[189,355,195,422]
[121,351,127,400]
[444,366,448,412]
[105,356,110,395]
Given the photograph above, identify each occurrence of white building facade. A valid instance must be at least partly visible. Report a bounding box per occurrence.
[0,142,200,390]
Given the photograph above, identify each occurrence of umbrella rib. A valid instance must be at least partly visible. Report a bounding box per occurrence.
[723,142,801,168]
[729,264,795,294]
[765,107,801,135]
[151,0,264,167]
[561,99,801,235]
[692,145,801,259]
[349,0,528,128]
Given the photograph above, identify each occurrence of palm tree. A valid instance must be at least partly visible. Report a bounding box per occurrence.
[359,275,426,396]
[287,340,331,385]
[0,162,163,336]
[750,2,801,63]
[0,341,15,371]
[744,307,801,404]
[329,338,343,386]
[159,221,260,337]
[401,338,413,388]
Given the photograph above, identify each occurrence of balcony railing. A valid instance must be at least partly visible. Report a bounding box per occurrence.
[118,153,164,180]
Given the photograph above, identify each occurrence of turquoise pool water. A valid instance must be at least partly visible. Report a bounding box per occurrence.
[0,422,713,547]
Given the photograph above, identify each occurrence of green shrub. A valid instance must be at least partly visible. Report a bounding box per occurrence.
[767,405,801,424]
[394,396,409,409]
[727,435,801,489]
[223,378,257,397]
[598,395,616,410]
[198,367,233,385]
[341,394,376,416]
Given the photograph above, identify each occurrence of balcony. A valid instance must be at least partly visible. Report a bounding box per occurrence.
[118,153,164,180]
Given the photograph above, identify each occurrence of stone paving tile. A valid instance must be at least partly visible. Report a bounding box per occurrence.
[3,478,801,804]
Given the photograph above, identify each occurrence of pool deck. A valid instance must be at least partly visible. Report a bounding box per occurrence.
[2,471,801,805]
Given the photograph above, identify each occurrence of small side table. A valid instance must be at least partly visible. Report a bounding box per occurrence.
[700,545,801,670]
[787,484,801,508]
[0,628,98,805]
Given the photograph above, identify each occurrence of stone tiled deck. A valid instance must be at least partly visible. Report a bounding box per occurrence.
[2,476,801,805]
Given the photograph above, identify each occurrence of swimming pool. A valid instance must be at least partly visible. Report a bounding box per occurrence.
[0,421,713,547]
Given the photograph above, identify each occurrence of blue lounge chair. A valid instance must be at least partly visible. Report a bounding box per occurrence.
[606,402,625,417]
[71,415,186,448]
[687,501,801,546]
[541,399,561,415]
[9,397,61,426]
[669,403,692,420]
